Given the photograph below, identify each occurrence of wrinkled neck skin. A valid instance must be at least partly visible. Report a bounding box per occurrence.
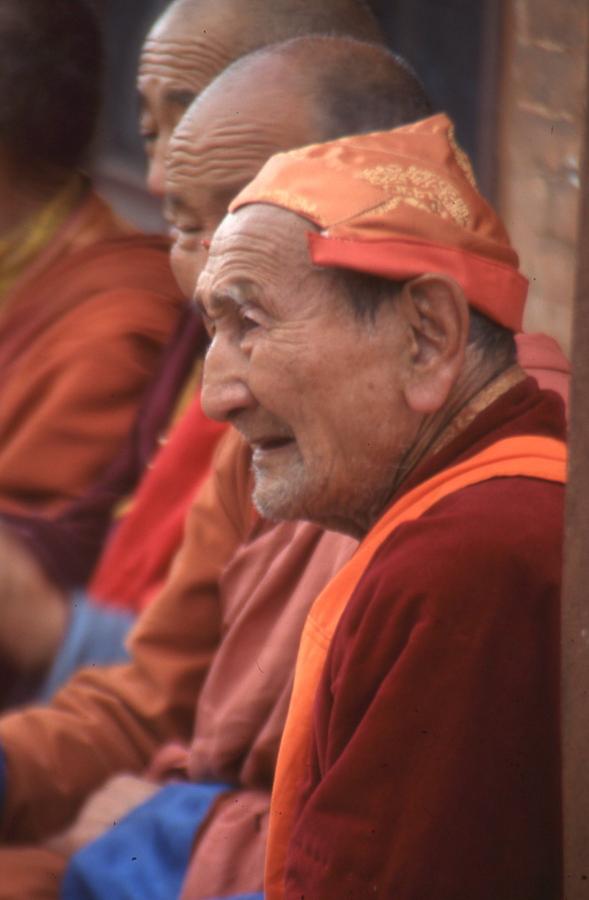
[353,355,526,538]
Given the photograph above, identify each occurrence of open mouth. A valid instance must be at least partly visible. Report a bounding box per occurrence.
[252,436,295,458]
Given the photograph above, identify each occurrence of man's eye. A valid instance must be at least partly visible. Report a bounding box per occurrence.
[201,313,215,338]
[139,118,158,145]
[140,132,157,159]
[239,309,261,332]
[178,224,202,236]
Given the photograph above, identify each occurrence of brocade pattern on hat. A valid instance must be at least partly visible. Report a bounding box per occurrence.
[448,125,477,187]
[254,189,323,222]
[357,164,472,229]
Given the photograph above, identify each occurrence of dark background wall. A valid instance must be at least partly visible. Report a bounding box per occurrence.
[369,0,486,160]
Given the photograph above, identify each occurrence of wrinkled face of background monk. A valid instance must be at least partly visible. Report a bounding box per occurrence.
[164,113,245,300]
[198,203,421,536]
[137,9,230,198]
[164,71,318,300]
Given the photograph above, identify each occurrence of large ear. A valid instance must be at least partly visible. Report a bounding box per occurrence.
[399,274,470,414]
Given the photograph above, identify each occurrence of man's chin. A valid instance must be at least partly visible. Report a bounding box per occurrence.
[251,475,307,523]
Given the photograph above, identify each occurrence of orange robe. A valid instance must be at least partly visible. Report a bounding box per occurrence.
[0,188,184,516]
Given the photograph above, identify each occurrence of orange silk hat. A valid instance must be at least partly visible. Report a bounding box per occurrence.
[229,113,527,331]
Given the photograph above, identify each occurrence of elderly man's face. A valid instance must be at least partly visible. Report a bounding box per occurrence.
[198,205,419,535]
[165,67,320,299]
[164,101,273,299]
[137,16,232,198]
[164,143,241,298]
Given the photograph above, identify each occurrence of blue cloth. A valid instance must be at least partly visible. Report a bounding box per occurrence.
[205,895,264,899]
[0,743,6,814]
[37,592,135,702]
[61,782,229,899]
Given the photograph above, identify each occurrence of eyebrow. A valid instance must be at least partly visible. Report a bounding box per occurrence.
[193,290,230,320]
[136,88,196,115]
[195,280,258,315]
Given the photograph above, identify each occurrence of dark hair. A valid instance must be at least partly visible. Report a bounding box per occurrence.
[334,268,405,321]
[467,308,516,366]
[336,268,516,365]
[0,0,102,174]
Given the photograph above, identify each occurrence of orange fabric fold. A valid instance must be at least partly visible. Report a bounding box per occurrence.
[308,233,528,333]
[265,435,567,899]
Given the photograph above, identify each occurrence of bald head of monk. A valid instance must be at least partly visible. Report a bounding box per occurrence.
[138,0,384,196]
[165,36,432,297]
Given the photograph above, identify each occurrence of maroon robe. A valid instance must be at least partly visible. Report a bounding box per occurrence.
[285,378,565,900]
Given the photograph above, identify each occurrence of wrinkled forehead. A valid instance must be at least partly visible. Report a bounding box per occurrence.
[166,104,253,188]
[198,204,316,293]
[165,96,312,201]
[138,15,235,96]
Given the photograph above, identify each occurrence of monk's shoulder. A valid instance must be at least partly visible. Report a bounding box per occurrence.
[387,471,559,569]
[339,474,564,645]
[64,233,184,302]
[29,235,186,348]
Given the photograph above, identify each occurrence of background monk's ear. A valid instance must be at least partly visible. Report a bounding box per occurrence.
[399,274,469,414]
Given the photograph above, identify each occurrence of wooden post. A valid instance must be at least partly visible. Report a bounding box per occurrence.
[561,54,589,900]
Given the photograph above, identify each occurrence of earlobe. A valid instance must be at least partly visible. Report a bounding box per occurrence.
[401,275,469,414]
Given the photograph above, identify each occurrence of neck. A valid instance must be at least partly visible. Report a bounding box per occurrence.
[414,363,526,465]
[357,359,526,537]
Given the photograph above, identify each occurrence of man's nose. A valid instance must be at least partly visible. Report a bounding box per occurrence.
[201,334,254,422]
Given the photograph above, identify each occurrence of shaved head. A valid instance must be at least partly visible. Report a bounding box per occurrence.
[193,36,432,146]
[150,0,383,51]
[165,36,431,297]
[142,0,383,87]
[138,0,384,196]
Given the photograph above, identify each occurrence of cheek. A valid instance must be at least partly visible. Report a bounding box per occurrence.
[248,341,330,439]
[170,243,207,299]
[249,337,306,393]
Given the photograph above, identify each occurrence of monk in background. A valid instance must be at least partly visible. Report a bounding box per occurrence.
[0,37,433,899]
[0,0,387,700]
[0,0,186,523]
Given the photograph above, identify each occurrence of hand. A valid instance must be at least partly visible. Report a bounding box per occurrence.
[0,527,67,672]
[45,774,161,858]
